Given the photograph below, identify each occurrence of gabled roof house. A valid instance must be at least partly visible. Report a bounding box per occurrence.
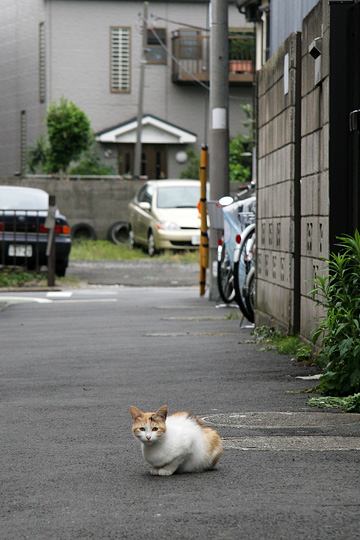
[0,0,254,179]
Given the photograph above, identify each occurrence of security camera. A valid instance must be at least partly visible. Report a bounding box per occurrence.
[309,37,322,59]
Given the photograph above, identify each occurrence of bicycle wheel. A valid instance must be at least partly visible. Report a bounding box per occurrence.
[244,266,255,323]
[234,225,255,320]
[217,243,235,303]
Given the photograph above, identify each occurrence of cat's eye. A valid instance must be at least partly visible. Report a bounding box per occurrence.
[152,427,158,432]
[139,427,146,431]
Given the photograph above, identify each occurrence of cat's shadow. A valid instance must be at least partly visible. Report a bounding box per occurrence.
[143,468,220,479]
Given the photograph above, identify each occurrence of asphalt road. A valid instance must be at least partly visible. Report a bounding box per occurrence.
[67,259,199,287]
[1,285,360,539]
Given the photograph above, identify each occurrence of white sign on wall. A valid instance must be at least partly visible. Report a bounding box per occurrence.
[284,53,289,95]
[212,108,227,130]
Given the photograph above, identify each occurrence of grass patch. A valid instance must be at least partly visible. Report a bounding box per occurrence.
[70,240,147,261]
[254,326,313,361]
[0,267,81,288]
[308,394,360,413]
[0,267,45,288]
[70,240,199,263]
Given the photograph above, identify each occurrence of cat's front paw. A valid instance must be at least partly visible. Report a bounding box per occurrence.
[149,468,160,476]
[157,468,173,476]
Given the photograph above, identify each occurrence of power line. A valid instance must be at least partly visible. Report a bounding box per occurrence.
[149,13,209,32]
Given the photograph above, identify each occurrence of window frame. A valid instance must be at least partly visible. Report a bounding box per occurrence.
[137,184,153,205]
[110,25,131,94]
[145,28,167,65]
[39,22,46,103]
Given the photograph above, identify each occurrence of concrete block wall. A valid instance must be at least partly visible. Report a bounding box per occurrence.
[255,0,330,340]
[299,0,329,339]
[256,33,301,333]
[0,176,144,240]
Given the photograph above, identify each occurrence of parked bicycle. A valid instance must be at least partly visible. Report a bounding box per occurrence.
[233,222,256,322]
[217,196,240,304]
[216,194,256,321]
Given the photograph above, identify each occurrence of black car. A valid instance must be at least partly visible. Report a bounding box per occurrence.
[0,186,72,277]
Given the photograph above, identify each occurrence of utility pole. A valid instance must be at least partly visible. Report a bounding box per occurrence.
[134,1,148,179]
[208,0,229,298]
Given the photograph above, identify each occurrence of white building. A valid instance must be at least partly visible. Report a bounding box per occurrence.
[0,0,255,178]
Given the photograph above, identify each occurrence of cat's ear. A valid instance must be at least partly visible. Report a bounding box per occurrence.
[156,404,168,420]
[129,406,143,420]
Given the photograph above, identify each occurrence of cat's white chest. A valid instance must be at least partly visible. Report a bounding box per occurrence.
[142,444,167,468]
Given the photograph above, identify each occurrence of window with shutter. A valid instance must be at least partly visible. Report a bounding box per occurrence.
[110,26,131,93]
[39,22,46,103]
[20,111,27,175]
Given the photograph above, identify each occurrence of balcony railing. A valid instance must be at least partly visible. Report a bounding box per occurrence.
[171,30,255,85]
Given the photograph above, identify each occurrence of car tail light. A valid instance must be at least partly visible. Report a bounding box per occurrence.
[56,224,71,235]
[217,238,223,246]
[235,234,241,244]
[0,222,4,232]
[39,224,71,235]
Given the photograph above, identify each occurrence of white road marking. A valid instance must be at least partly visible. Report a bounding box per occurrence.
[46,291,73,299]
[222,436,360,452]
[0,296,52,304]
[55,298,117,304]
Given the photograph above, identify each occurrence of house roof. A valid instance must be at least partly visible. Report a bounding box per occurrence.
[95,114,197,145]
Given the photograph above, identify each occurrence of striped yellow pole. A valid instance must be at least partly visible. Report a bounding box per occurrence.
[199,145,209,296]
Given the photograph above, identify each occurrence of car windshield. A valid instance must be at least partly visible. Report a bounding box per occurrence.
[0,188,48,210]
[157,186,199,209]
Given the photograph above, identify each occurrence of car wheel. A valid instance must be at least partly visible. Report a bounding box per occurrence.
[147,231,157,257]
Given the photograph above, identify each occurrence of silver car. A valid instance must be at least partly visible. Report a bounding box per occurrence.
[128,180,202,256]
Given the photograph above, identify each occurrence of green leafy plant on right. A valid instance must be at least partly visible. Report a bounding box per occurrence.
[308,394,360,413]
[312,230,360,396]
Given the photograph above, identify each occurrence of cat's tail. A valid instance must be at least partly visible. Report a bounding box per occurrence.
[203,426,223,468]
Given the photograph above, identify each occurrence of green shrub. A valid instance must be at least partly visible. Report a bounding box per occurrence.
[46,98,91,172]
[27,98,93,174]
[69,139,115,175]
[180,149,200,180]
[312,230,360,395]
[308,394,360,413]
[254,326,312,361]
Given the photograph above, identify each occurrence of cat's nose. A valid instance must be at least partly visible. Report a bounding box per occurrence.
[146,435,151,440]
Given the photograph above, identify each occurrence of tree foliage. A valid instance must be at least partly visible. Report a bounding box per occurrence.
[180,149,200,179]
[179,105,254,184]
[69,139,115,176]
[46,98,91,172]
[27,98,94,174]
[229,134,251,183]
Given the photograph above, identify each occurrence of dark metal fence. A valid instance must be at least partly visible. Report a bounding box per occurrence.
[0,209,47,273]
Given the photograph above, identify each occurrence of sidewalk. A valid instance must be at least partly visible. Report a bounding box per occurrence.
[1,285,360,539]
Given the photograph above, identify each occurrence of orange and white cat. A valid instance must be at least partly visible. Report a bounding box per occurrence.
[129,404,223,476]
